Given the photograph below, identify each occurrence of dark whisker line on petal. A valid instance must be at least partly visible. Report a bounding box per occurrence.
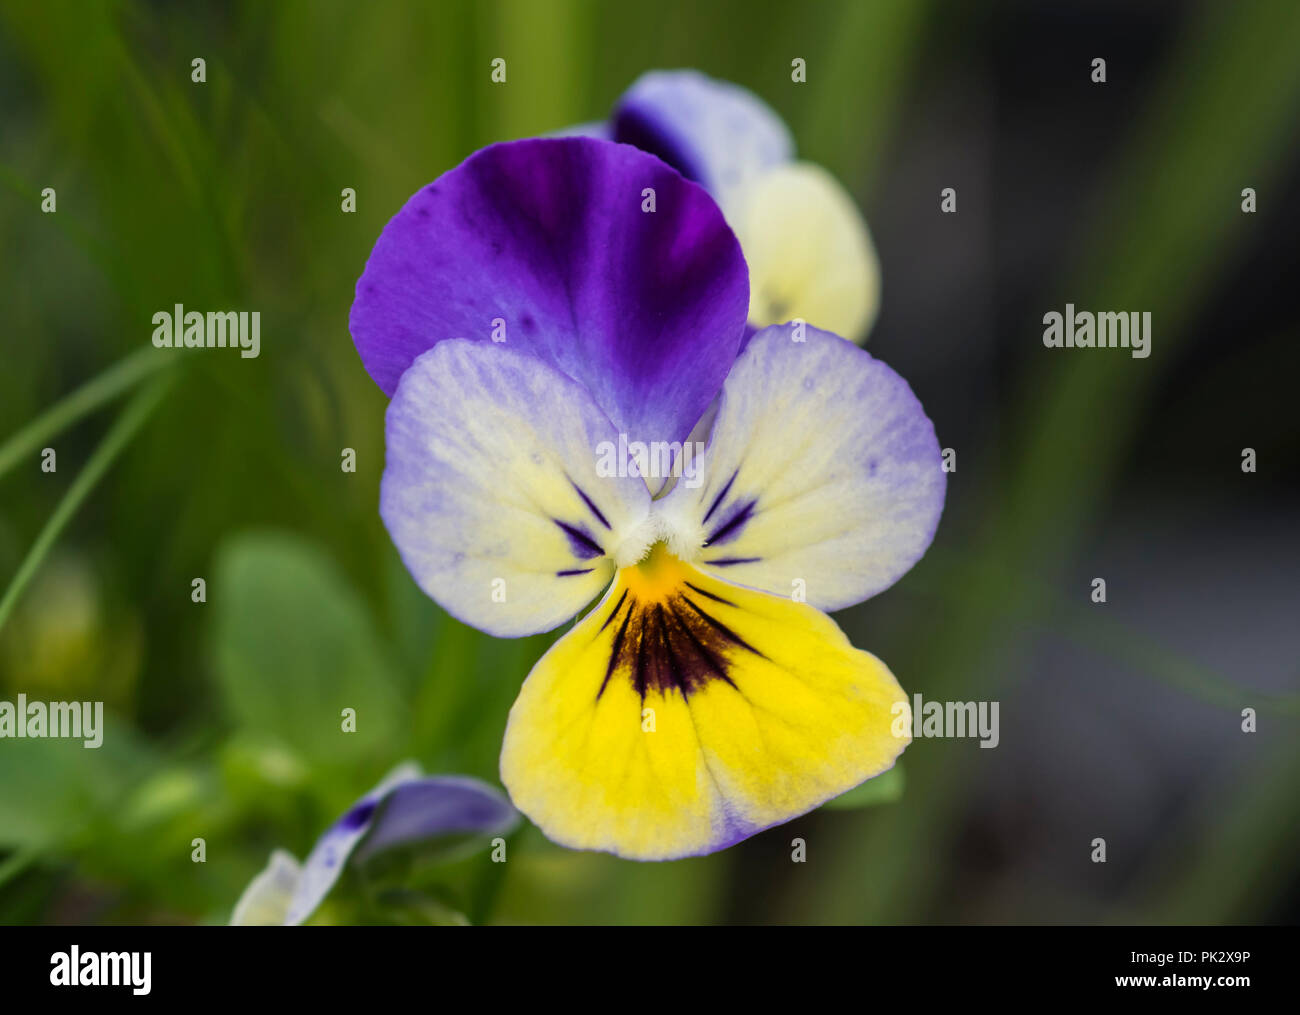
[567,476,611,530]
[552,518,605,559]
[633,614,650,701]
[701,469,739,525]
[679,596,767,659]
[683,582,735,607]
[598,604,634,700]
[703,557,762,566]
[556,568,595,577]
[705,498,757,546]
[599,589,629,632]
[666,600,737,690]
[656,604,703,699]
[599,588,755,702]
[652,605,680,697]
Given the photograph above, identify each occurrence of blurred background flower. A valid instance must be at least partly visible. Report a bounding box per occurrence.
[230,764,518,925]
[570,69,882,341]
[0,0,1297,924]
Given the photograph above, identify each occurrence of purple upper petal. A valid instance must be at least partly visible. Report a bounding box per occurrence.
[350,137,749,448]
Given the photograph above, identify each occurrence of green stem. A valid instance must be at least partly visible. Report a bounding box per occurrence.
[0,372,174,634]
[0,347,170,482]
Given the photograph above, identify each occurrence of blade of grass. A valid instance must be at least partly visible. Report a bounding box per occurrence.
[802,0,932,188]
[0,371,175,634]
[0,348,171,482]
[0,161,141,315]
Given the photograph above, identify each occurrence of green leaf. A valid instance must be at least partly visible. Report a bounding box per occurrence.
[0,718,156,851]
[211,531,406,768]
[821,765,905,811]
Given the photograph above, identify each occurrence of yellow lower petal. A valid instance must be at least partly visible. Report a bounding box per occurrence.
[499,543,910,860]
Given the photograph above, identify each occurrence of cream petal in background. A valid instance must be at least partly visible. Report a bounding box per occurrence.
[732,162,881,343]
[229,850,302,926]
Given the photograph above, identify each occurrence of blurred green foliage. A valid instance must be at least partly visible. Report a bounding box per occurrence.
[212,532,406,770]
[1,0,1298,924]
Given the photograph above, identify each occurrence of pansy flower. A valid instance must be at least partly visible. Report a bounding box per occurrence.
[561,69,881,344]
[230,764,518,925]
[350,137,944,860]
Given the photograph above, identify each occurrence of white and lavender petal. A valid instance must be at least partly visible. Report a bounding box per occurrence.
[658,324,946,611]
[381,339,651,637]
